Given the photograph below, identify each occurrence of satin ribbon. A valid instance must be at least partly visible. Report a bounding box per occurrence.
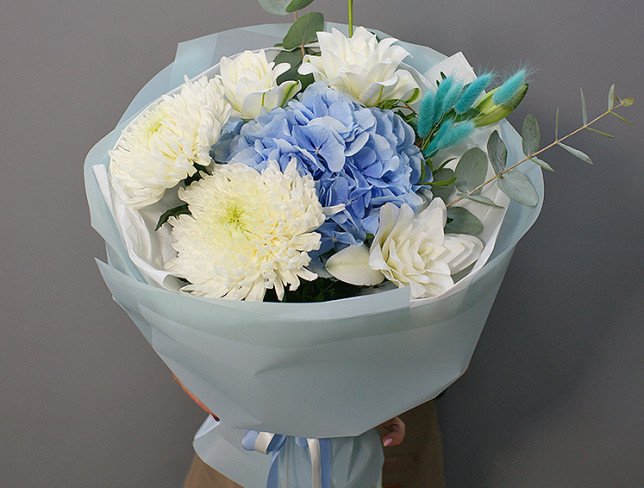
[242,430,332,488]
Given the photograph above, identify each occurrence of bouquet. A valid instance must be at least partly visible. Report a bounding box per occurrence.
[85,1,633,486]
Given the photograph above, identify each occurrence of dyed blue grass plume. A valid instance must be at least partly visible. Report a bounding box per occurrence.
[434,76,460,116]
[424,120,475,157]
[417,91,436,138]
[417,75,465,138]
[455,73,493,114]
[442,80,465,115]
[493,69,527,105]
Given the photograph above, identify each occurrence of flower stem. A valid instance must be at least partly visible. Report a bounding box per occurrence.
[446,101,630,207]
[348,0,354,37]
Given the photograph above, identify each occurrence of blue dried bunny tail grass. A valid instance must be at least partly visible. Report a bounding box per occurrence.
[455,72,493,114]
[424,120,475,157]
[434,76,457,116]
[417,91,437,138]
[493,69,528,105]
[442,80,465,115]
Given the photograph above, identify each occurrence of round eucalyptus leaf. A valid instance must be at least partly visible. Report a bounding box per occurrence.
[258,0,291,16]
[282,12,324,50]
[455,147,488,193]
[498,171,539,207]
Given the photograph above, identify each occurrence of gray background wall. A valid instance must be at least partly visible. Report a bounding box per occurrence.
[1,0,642,486]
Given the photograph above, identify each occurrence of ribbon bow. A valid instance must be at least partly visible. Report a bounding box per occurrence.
[242,430,332,488]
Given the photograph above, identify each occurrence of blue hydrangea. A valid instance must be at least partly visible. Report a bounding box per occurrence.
[213,83,426,252]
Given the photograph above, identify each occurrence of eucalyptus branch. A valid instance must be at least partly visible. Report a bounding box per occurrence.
[446,98,633,208]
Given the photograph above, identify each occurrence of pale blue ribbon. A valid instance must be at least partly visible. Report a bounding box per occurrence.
[242,430,332,488]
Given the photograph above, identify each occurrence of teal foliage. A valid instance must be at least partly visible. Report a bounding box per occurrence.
[455,73,493,114]
[493,69,527,105]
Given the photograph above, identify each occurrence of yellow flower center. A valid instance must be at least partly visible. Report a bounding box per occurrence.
[146,116,165,140]
[223,204,246,231]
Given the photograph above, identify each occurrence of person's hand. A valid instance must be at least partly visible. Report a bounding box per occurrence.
[173,374,219,420]
[378,417,406,447]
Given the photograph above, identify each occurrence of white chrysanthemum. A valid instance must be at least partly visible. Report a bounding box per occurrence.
[326,199,483,299]
[220,50,300,119]
[166,161,325,301]
[109,76,231,208]
[299,27,420,107]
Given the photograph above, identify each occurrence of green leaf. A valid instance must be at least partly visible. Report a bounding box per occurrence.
[461,194,503,208]
[610,111,634,125]
[183,163,209,184]
[445,207,484,235]
[430,175,457,187]
[377,99,402,110]
[258,0,291,15]
[455,147,488,193]
[155,204,190,231]
[530,157,554,172]
[286,0,314,12]
[521,114,540,155]
[436,157,457,172]
[265,277,362,303]
[622,97,635,107]
[555,107,560,139]
[282,12,324,50]
[580,87,588,124]
[299,73,315,90]
[487,131,507,174]
[431,168,456,201]
[404,87,421,104]
[498,171,539,207]
[274,48,303,66]
[608,84,615,110]
[274,49,304,84]
[558,142,593,164]
[454,107,481,122]
[586,127,614,138]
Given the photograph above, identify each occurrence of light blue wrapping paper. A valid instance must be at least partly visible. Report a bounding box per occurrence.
[84,23,543,485]
[192,417,383,487]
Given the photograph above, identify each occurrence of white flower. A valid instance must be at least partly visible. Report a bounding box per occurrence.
[219,50,300,119]
[371,200,483,298]
[326,200,483,299]
[165,161,325,302]
[299,27,420,107]
[109,76,231,208]
[325,244,385,286]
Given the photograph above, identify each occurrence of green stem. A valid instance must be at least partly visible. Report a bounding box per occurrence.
[402,101,417,114]
[446,101,629,208]
[348,0,354,37]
